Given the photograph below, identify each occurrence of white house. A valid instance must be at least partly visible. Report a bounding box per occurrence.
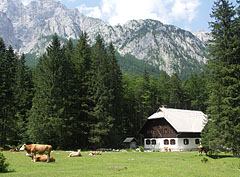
[139,107,208,151]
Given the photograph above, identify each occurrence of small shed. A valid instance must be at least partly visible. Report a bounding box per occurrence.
[123,137,137,149]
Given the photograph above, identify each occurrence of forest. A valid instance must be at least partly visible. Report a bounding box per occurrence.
[0,0,239,156]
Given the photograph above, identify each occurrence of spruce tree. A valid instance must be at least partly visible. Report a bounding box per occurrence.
[0,44,18,147]
[0,37,7,147]
[27,34,72,148]
[70,32,92,149]
[106,43,124,147]
[202,0,240,157]
[88,35,114,148]
[14,54,33,144]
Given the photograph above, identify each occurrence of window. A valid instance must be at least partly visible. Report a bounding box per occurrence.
[170,139,175,145]
[152,139,156,145]
[183,139,189,145]
[146,139,151,145]
[164,139,169,145]
[195,139,200,145]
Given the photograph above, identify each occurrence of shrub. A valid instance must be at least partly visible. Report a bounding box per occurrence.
[139,146,144,152]
[201,157,208,163]
[0,152,10,172]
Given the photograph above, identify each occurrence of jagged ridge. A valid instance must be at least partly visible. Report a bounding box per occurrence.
[0,0,209,76]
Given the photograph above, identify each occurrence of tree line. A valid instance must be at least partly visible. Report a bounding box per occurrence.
[0,0,239,156]
[0,33,208,150]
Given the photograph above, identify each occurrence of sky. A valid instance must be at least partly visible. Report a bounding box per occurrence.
[22,0,238,32]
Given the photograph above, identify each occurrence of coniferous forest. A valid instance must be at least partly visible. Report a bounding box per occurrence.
[0,0,239,156]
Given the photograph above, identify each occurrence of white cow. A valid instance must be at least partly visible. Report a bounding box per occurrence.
[68,149,82,157]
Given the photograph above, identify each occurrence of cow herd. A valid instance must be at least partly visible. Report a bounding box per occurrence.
[9,143,209,163]
[8,144,102,163]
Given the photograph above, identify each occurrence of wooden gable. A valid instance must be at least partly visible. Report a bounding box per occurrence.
[140,118,178,138]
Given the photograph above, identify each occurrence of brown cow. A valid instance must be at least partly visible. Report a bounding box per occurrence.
[20,144,52,162]
[198,146,209,155]
[89,151,102,156]
[31,154,55,162]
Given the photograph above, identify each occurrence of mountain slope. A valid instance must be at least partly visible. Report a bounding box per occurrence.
[0,0,209,76]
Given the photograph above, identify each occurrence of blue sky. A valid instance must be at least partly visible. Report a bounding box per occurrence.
[22,0,238,32]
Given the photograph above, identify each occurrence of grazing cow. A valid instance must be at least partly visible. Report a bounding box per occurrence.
[89,151,102,156]
[198,146,209,155]
[20,144,52,163]
[68,149,82,157]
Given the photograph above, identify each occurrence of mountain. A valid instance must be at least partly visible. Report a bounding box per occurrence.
[0,0,209,77]
[193,30,212,43]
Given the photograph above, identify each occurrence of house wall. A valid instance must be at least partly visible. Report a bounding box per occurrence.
[143,137,200,151]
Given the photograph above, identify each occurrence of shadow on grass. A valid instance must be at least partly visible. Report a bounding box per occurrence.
[207,154,233,159]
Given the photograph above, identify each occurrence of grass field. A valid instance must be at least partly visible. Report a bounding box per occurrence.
[1,150,240,177]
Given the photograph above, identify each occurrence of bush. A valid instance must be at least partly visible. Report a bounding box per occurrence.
[201,157,208,163]
[0,152,10,172]
[139,146,144,152]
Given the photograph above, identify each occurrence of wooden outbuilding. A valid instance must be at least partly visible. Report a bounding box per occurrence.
[123,137,137,149]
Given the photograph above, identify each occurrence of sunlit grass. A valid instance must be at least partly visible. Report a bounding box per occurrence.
[2,151,240,177]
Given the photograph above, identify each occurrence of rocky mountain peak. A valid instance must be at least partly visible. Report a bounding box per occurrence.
[0,0,208,76]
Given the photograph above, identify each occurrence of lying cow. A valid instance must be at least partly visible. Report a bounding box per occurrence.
[9,148,20,152]
[68,149,82,157]
[89,151,102,156]
[28,154,55,162]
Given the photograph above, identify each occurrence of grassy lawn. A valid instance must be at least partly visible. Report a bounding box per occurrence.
[1,150,240,177]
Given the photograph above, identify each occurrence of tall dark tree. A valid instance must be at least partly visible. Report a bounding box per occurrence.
[27,34,72,149]
[70,32,92,149]
[13,54,33,144]
[0,43,18,147]
[202,0,240,157]
[88,35,114,148]
[0,37,7,147]
[106,43,124,147]
[136,69,152,131]
[122,74,139,139]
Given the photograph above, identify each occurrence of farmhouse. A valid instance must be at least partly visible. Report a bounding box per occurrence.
[139,107,208,151]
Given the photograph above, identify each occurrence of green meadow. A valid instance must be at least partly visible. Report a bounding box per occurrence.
[1,151,240,177]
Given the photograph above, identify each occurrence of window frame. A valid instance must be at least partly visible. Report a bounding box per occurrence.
[164,139,169,145]
[195,139,200,145]
[170,139,176,145]
[183,139,189,145]
[151,139,156,145]
[146,139,151,145]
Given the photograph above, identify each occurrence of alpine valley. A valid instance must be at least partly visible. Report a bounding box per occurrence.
[0,0,211,77]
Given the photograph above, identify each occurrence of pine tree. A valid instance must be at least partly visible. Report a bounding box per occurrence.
[122,74,139,138]
[0,43,18,147]
[0,37,7,147]
[27,34,72,148]
[202,0,240,157]
[70,32,92,149]
[14,54,33,144]
[88,35,114,148]
[136,69,152,131]
[106,43,124,147]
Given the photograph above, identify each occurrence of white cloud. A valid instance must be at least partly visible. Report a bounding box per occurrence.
[77,4,102,19]
[78,0,200,28]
